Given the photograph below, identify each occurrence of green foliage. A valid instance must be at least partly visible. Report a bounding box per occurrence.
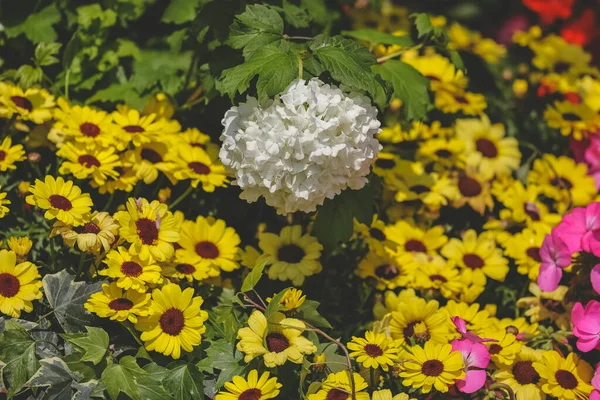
[296,300,331,329]
[197,339,247,389]
[162,0,202,24]
[4,5,61,43]
[228,4,284,59]
[240,261,267,292]
[264,288,290,320]
[101,356,168,400]
[61,327,110,365]
[342,29,414,46]
[162,364,204,400]
[0,321,39,397]
[27,357,82,398]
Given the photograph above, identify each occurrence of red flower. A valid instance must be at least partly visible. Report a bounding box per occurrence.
[523,0,575,24]
[561,9,596,46]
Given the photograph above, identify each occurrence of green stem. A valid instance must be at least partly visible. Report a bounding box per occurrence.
[76,253,87,279]
[376,44,422,63]
[36,309,55,323]
[283,34,313,40]
[297,55,304,79]
[121,322,146,348]
[64,68,70,101]
[102,192,115,212]
[169,186,194,210]
[489,383,516,400]
[3,114,17,136]
[369,368,375,391]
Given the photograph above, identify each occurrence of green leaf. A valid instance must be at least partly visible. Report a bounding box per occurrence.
[42,270,102,333]
[34,42,61,66]
[217,42,298,101]
[280,1,310,28]
[72,379,103,400]
[371,60,431,121]
[162,0,201,24]
[4,5,61,44]
[313,185,375,251]
[342,29,414,46]
[227,4,283,59]
[131,50,192,95]
[0,321,38,397]
[86,82,144,108]
[264,288,290,321]
[412,13,433,39]
[163,364,204,400]
[101,356,146,400]
[15,65,43,88]
[63,33,84,68]
[240,261,266,292]
[310,36,381,99]
[448,49,465,72]
[27,357,81,398]
[300,0,330,25]
[76,4,117,29]
[296,300,332,328]
[198,340,247,389]
[61,327,109,365]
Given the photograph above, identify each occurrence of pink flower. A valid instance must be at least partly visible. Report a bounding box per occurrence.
[555,203,600,254]
[570,136,589,164]
[451,316,497,344]
[538,230,572,292]
[451,339,490,394]
[572,300,600,352]
[592,363,600,400]
[592,264,600,295]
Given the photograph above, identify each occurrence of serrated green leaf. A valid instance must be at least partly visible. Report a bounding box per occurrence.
[131,50,192,95]
[101,356,146,400]
[371,60,431,121]
[240,261,266,292]
[296,300,332,328]
[300,0,330,25]
[217,42,298,100]
[236,4,283,34]
[15,65,43,88]
[264,288,290,321]
[280,1,310,28]
[61,327,109,365]
[162,0,201,24]
[76,4,116,29]
[342,29,414,46]
[4,5,61,44]
[227,4,284,59]
[0,322,38,397]
[412,13,433,39]
[163,364,204,400]
[34,42,61,66]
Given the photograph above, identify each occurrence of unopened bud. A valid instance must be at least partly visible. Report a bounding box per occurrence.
[28,152,41,163]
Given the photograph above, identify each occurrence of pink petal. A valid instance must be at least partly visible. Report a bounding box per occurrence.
[590,391,600,400]
[576,336,600,352]
[452,316,468,335]
[538,261,563,292]
[592,264,600,295]
[572,302,585,326]
[457,370,487,394]
[556,208,586,253]
[467,343,490,369]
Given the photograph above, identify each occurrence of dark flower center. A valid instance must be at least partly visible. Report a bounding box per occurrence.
[435,149,453,158]
[562,112,581,122]
[266,333,289,353]
[120,261,143,277]
[141,148,163,164]
[550,176,573,189]
[555,370,578,390]
[190,143,207,149]
[11,96,33,111]
[405,239,427,253]
[49,194,73,211]
[513,361,540,385]
[159,308,185,336]
[135,217,159,245]
[195,241,219,259]
[410,185,430,194]
[188,162,210,175]
[403,320,430,343]
[108,298,134,311]
[79,122,101,137]
[0,273,20,297]
[455,95,469,105]
[425,75,441,81]
[78,154,101,168]
[0,150,6,161]
[421,359,444,376]
[364,344,383,357]
[326,389,349,400]
[489,344,502,355]
[526,247,542,263]
[554,62,571,74]
[375,264,400,280]
[430,274,448,283]
[123,125,145,133]
[278,244,305,263]
[463,253,485,269]
[375,158,396,169]
[458,177,482,197]
[541,299,566,313]
[369,228,386,241]
[175,263,196,274]
[74,222,101,234]
[524,202,541,221]
[476,138,498,158]
[239,389,262,400]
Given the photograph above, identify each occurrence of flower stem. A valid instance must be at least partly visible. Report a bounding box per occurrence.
[283,34,313,40]
[489,383,516,400]
[169,186,194,210]
[75,253,87,279]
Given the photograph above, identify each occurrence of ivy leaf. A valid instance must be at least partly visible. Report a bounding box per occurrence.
[101,356,146,400]
[228,4,283,59]
[371,60,431,121]
[42,270,102,333]
[198,340,247,389]
[34,42,61,66]
[240,261,266,292]
[0,321,38,397]
[218,42,298,101]
[27,357,81,398]
[310,36,382,99]
[61,326,109,365]
[342,29,414,46]
[72,379,103,400]
[4,5,61,43]
[162,0,201,24]
[313,185,375,251]
[296,300,332,329]
[163,364,204,400]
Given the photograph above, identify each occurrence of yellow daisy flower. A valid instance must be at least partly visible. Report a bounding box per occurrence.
[124,141,172,185]
[26,176,93,226]
[530,34,591,73]
[385,220,447,255]
[216,370,282,400]
[354,215,398,256]
[534,351,594,400]
[403,53,467,93]
[114,197,181,261]
[493,347,546,400]
[98,246,163,292]
[236,310,317,368]
[389,297,449,347]
[356,250,417,290]
[435,89,487,115]
[0,83,55,123]
[167,144,228,192]
[84,282,151,323]
[372,390,415,400]
[0,187,10,218]
[307,371,369,400]
[57,142,121,186]
[7,237,32,260]
[399,341,465,393]
[451,169,494,215]
[53,98,119,148]
[544,100,599,140]
[347,330,399,371]
[0,137,26,171]
[135,284,208,359]
[0,250,43,318]
[50,211,119,253]
[414,256,463,300]
[448,22,506,63]
[142,93,175,120]
[442,300,494,335]
[442,229,509,286]
[416,138,466,171]
[112,108,181,147]
[174,127,219,159]
[516,283,572,330]
[494,180,562,228]
[176,216,240,276]
[482,329,523,367]
[257,225,322,286]
[267,288,306,313]
[504,225,550,281]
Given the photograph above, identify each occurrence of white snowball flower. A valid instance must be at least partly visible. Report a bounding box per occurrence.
[219,78,382,214]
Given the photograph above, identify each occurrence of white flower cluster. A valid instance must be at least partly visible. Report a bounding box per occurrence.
[219,78,382,214]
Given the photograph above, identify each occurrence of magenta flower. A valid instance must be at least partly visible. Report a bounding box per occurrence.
[451,316,497,344]
[591,363,600,400]
[538,230,572,292]
[572,300,600,352]
[451,339,490,394]
[592,264,600,295]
